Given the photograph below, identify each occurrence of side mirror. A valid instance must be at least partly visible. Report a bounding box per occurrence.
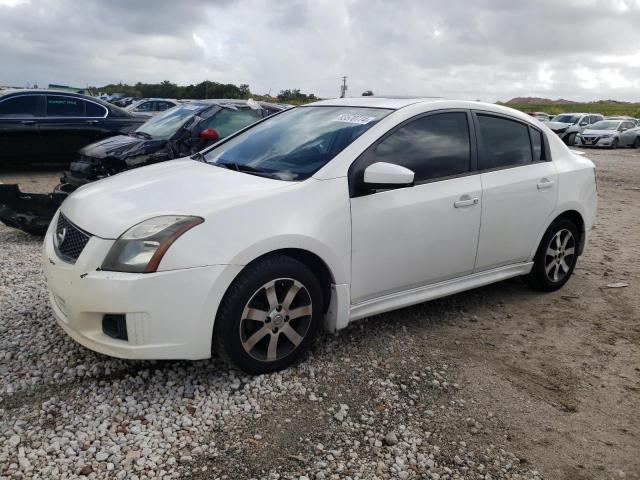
[199,128,219,141]
[620,127,628,132]
[579,122,588,126]
[363,162,414,189]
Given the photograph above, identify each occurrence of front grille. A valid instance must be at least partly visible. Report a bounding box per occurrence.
[54,214,92,263]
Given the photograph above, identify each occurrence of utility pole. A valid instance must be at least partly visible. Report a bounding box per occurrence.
[340,76,348,98]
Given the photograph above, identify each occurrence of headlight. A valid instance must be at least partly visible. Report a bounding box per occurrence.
[101,216,204,273]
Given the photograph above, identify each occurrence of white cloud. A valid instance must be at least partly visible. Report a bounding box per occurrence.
[1,0,640,101]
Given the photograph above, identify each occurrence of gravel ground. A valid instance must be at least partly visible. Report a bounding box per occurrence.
[1,148,639,480]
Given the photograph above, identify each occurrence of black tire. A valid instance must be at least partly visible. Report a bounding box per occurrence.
[213,255,324,374]
[524,218,579,292]
[565,133,576,146]
[610,138,619,150]
[632,137,640,149]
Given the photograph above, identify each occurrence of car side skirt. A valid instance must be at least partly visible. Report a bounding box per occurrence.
[348,262,534,322]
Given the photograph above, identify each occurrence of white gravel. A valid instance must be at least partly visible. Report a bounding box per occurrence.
[0,225,545,479]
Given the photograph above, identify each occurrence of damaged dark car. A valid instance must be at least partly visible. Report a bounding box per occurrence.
[0,99,288,234]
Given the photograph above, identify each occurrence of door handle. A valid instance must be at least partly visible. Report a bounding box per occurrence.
[537,179,555,190]
[20,120,36,125]
[454,197,479,208]
[85,120,99,124]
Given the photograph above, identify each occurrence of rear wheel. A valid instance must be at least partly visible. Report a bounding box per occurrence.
[524,218,579,292]
[213,255,324,374]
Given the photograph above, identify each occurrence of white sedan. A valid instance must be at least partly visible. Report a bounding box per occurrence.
[43,98,598,374]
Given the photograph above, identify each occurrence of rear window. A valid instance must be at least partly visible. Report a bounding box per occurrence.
[86,101,107,117]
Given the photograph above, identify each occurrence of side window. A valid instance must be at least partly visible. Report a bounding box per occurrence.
[622,121,634,130]
[46,96,84,116]
[85,101,107,117]
[589,115,600,124]
[529,127,545,162]
[156,101,173,111]
[477,115,532,169]
[0,95,40,116]
[374,112,471,182]
[136,101,154,112]
[201,108,262,138]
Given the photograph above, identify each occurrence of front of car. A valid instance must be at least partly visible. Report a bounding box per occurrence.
[43,104,391,360]
[547,113,583,141]
[62,103,210,188]
[575,120,622,148]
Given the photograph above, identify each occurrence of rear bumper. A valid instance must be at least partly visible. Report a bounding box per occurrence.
[42,218,242,360]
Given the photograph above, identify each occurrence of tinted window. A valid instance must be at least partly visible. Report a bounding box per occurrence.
[622,121,635,130]
[477,115,532,169]
[136,101,154,112]
[0,95,40,116]
[590,115,602,124]
[374,112,471,182]
[46,96,84,116]
[201,108,263,139]
[529,127,544,161]
[85,101,107,117]
[156,101,174,111]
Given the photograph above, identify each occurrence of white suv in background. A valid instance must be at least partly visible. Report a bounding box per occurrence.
[43,98,598,373]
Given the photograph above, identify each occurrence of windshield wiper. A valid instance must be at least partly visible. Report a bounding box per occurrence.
[215,161,279,179]
[131,131,153,140]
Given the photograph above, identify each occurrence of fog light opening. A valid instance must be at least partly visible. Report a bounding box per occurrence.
[102,314,128,341]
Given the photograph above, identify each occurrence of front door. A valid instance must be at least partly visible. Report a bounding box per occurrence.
[350,111,482,303]
[0,93,45,165]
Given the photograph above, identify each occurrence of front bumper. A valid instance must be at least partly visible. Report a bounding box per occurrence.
[42,214,242,360]
[0,184,66,235]
[575,136,615,148]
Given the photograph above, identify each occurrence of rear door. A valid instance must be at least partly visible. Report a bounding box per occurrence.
[0,94,45,165]
[39,95,108,164]
[474,112,557,271]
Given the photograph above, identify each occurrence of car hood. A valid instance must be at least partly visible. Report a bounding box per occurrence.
[79,134,166,160]
[547,121,573,130]
[61,159,293,239]
[582,129,617,135]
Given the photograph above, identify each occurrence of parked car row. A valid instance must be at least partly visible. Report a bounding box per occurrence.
[530,110,640,147]
[0,89,288,234]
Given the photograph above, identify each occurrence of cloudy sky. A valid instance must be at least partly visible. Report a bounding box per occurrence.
[1,0,640,101]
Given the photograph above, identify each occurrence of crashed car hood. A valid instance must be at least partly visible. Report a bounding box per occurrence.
[547,121,573,130]
[79,134,165,159]
[582,129,617,135]
[61,159,293,239]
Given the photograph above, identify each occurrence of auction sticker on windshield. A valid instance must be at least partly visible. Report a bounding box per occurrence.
[333,113,376,124]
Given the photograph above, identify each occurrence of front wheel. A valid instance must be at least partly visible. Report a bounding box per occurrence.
[610,138,619,149]
[213,255,324,374]
[632,137,640,149]
[524,218,579,292]
[565,133,576,146]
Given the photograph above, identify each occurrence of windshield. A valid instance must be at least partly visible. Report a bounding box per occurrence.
[551,114,580,124]
[135,104,204,140]
[203,106,390,180]
[589,120,621,130]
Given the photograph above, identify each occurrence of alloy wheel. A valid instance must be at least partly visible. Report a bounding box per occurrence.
[544,229,576,283]
[239,278,313,362]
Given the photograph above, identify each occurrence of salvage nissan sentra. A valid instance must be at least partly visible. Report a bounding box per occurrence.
[43,98,598,374]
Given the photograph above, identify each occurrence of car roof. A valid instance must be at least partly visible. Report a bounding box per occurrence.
[308,97,443,109]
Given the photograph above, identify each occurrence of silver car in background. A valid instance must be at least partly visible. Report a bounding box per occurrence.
[125,98,180,118]
[575,119,640,149]
[546,113,604,146]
